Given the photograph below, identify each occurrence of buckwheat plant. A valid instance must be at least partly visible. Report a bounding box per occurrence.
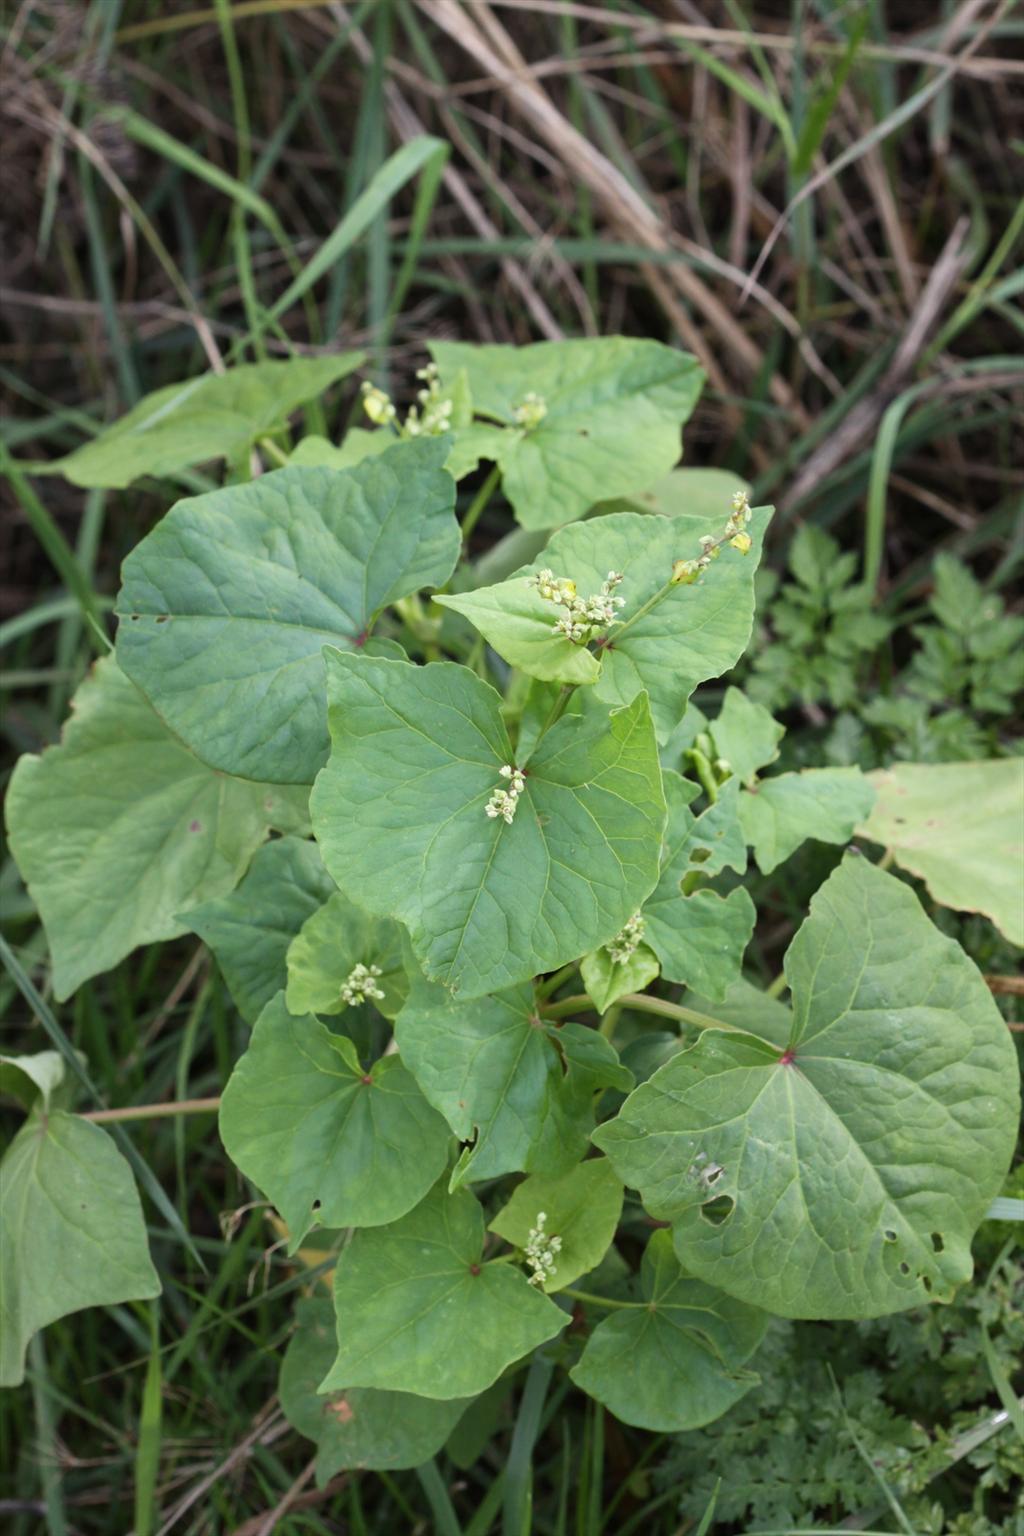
[4,337,1017,1472]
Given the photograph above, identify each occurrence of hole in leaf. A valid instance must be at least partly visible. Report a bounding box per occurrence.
[155,614,169,624]
[921,1275,933,1293]
[931,1232,944,1253]
[311,1199,322,1213]
[899,1261,910,1275]
[700,1195,735,1226]
[577,427,590,437]
[883,1229,897,1242]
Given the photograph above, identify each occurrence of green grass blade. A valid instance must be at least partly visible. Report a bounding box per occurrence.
[133,1307,163,1536]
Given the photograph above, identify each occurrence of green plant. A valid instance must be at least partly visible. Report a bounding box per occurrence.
[2,341,1019,1489]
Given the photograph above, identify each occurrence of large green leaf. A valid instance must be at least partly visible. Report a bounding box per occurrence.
[595,856,1020,1318]
[185,836,336,1024]
[0,1109,160,1387]
[54,354,364,488]
[115,437,458,783]
[279,1297,469,1483]
[430,338,704,528]
[310,654,666,999]
[439,512,770,740]
[321,1182,566,1399]
[219,994,450,1247]
[643,773,755,998]
[860,759,1024,946]
[569,1230,765,1430]
[396,974,632,1187]
[738,767,876,873]
[489,1158,624,1292]
[429,336,706,528]
[5,657,294,1000]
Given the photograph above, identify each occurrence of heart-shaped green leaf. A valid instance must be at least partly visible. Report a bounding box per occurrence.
[430,338,704,528]
[186,836,336,1024]
[115,437,458,783]
[595,856,1020,1318]
[219,994,450,1247]
[310,653,665,999]
[489,1158,624,1292]
[1,1110,160,1387]
[280,1297,470,1483]
[5,657,296,1000]
[396,975,632,1186]
[321,1183,567,1399]
[54,353,363,488]
[570,1230,766,1430]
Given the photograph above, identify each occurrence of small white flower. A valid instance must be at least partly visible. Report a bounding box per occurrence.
[485,765,525,824]
[340,962,385,1006]
[514,391,548,431]
[607,911,645,964]
[524,1210,563,1287]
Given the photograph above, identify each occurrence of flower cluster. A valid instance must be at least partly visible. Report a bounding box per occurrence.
[514,391,547,431]
[359,363,453,439]
[340,962,385,1007]
[607,911,645,963]
[485,765,525,824]
[524,1211,563,1287]
[527,568,625,644]
[671,489,753,586]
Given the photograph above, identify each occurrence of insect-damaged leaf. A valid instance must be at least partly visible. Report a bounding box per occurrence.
[321,1182,566,1399]
[115,437,458,783]
[430,337,705,529]
[219,994,450,1247]
[396,973,632,1187]
[310,653,665,999]
[280,1298,470,1483]
[595,856,1020,1319]
[570,1230,766,1431]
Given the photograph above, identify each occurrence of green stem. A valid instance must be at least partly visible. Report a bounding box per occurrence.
[534,961,579,1004]
[686,747,720,804]
[599,1002,622,1040]
[562,1288,644,1311]
[258,435,290,467]
[766,971,789,1000]
[82,1096,220,1124]
[541,992,740,1033]
[460,462,501,543]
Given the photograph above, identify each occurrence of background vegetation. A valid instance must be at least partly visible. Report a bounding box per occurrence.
[2,2,1021,1532]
